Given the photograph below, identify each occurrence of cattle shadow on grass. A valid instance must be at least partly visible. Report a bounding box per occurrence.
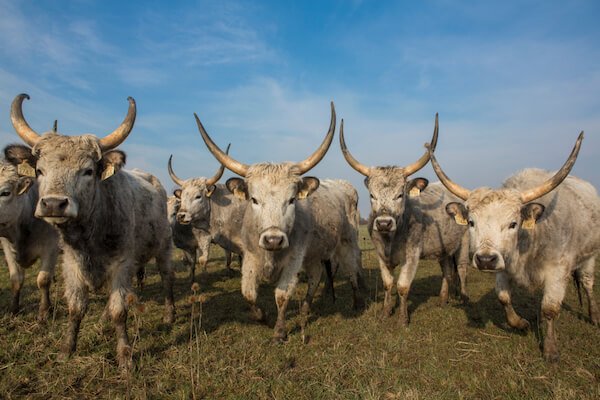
[462,285,539,339]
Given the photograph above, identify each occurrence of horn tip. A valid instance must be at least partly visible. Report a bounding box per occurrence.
[18,93,30,101]
[126,96,135,103]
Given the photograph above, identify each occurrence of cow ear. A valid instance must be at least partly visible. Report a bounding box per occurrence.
[298,177,320,199]
[16,177,34,195]
[173,189,182,199]
[407,177,429,197]
[206,184,216,198]
[446,202,468,226]
[521,203,545,230]
[226,178,248,200]
[100,150,126,181]
[4,144,36,177]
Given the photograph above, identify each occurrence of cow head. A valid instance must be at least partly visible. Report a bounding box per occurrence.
[197,103,335,251]
[8,94,136,225]
[167,145,229,229]
[339,115,438,233]
[0,149,35,227]
[427,132,583,272]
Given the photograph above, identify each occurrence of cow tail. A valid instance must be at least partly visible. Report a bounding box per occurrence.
[573,270,583,307]
[323,259,336,303]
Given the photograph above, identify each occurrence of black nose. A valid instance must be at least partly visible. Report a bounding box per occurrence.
[376,218,393,232]
[263,234,284,250]
[177,212,190,224]
[475,253,498,270]
[40,197,69,216]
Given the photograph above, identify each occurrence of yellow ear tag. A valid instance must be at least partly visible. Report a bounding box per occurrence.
[101,164,115,181]
[522,218,536,230]
[409,187,421,197]
[17,162,36,178]
[454,215,468,226]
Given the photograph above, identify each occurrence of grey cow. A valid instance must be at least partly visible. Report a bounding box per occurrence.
[0,153,59,322]
[196,102,365,342]
[168,147,242,280]
[340,116,469,324]
[428,131,599,362]
[9,94,175,370]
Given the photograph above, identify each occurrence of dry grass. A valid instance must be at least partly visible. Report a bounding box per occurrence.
[0,226,599,399]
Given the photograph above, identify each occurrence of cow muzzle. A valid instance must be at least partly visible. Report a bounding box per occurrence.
[373,216,396,233]
[36,196,78,223]
[177,211,192,225]
[473,251,503,272]
[259,228,289,251]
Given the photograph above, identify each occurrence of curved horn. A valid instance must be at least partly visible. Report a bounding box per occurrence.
[206,143,231,186]
[403,113,439,177]
[98,97,137,151]
[195,113,249,177]
[426,142,471,201]
[520,131,584,203]
[295,101,336,174]
[10,94,41,146]
[339,118,370,176]
[167,155,185,186]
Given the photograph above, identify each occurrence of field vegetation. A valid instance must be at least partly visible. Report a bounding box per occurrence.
[0,227,598,399]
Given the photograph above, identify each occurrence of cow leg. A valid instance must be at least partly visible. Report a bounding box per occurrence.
[62,278,89,358]
[135,265,145,290]
[438,255,453,305]
[241,254,265,322]
[3,242,24,315]
[378,259,395,318]
[156,249,176,324]
[541,270,568,363]
[300,262,323,332]
[397,251,420,327]
[273,260,302,343]
[337,244,366,310]
[456,231,470,302]
[36,248,58,323]
[576,257,599,326]
[184,250,196,283]
[195,232,211,275]
[108,284,131,371]
[457,262,469,303]
[225,249,234,274]
[496,272,529,330]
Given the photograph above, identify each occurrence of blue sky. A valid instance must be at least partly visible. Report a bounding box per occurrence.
[0,0,598,215]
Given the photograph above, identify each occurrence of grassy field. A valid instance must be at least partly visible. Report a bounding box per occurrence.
[0,226,599,399]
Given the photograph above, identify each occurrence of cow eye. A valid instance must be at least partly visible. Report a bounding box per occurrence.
[369,193,376,200]
[509,222,518,229]
[36,168,44,177]
[395,193,403,200]
[83,168,94,176]
[251,197,258,205]
[289,197,295,205]
[468,219,475,228]
[0,191,11,197]
[195,195,202,200]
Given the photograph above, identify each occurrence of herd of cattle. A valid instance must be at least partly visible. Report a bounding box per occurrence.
[1,94,598,370]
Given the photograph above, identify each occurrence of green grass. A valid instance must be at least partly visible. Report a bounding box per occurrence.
[0,226,599,399]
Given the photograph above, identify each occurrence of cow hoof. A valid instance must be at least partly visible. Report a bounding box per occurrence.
[163,313,175,324]
[509,318,530,330]
[271,334,288,344]
[382,305,394,318]
[250,308,266,323]
[543,350,560,363]
[460,294,470,304]
[353,297,365,311]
